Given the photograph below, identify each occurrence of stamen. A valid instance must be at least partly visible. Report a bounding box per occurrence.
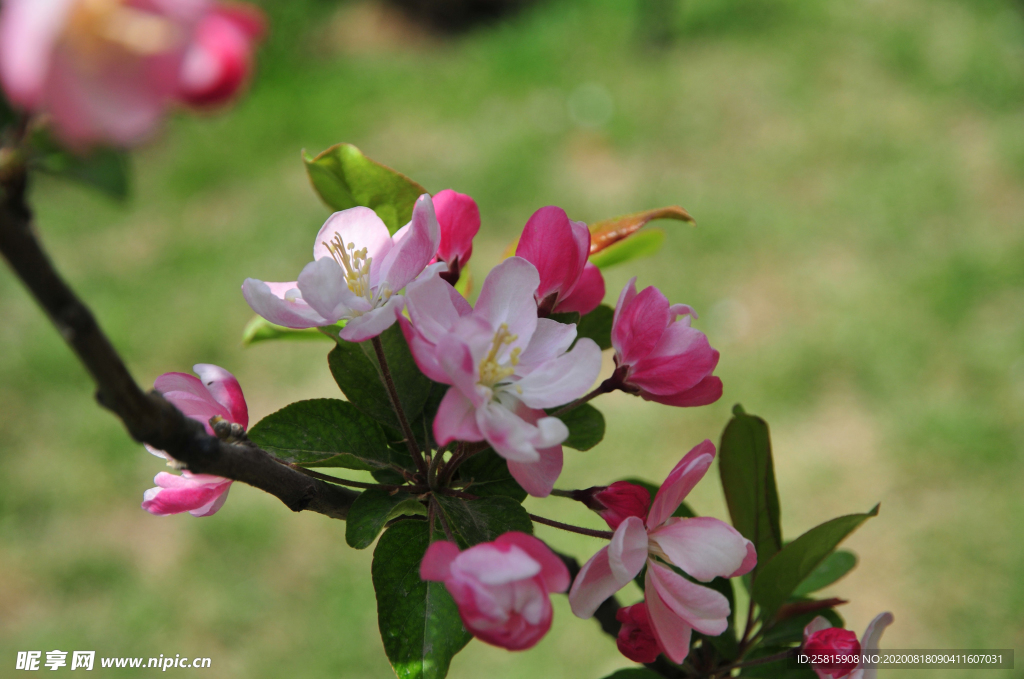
[322,234,373,300]
[478,324,520,388]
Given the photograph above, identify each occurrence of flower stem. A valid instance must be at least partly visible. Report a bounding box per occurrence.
[370,335,428,477]
[551,378,615,416]
[527,513,614,539]
[432,496,457,542]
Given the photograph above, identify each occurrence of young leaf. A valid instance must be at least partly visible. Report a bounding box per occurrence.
[240,316,336,346]
[792,550,857,597]
[590,229,665,269]
[760,608,844,647]
[718,405,783,573]
[455,449,527,502]
[372,521,471,679]
[30,130,130,200]
[347,489,426,549]
[695,576,739,660]
[433,495,533,547]
[753,505,880,621]
[247,399,394,471]
[575,304,614,350]
[589,205,693,255]
[552,403,606,451]
[326,324,433,433]
[303,143,427,234]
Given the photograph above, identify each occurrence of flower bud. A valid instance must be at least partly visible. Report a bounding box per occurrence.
[616,602,661,663]
[803,627,861,679]
[586,481,651,529]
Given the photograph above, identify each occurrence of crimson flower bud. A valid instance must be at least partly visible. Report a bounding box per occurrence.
[616,603,661,663]
[804,627,861,679]
[589,481,651,529]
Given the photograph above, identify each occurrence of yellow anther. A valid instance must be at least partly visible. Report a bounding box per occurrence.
[323,233,374,299]
[478,324,521,389]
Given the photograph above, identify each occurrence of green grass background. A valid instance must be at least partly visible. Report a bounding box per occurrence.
[1,0,1022,676]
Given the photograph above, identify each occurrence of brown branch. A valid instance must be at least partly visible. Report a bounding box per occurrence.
[0,167,357,521]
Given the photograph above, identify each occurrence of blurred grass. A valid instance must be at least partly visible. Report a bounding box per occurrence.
[1,0,1023,676]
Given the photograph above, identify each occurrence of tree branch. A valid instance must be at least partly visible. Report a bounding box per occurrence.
[0,167,357,521]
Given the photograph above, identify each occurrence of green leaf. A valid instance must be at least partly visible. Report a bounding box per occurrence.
[247,399,395,471]
[760,608,844,647]
[550,403,605,451]
[30,130,129,200]
[372,522,471,679]
[738,645,816,678]
[434,495,533,547]
[303,143,427,234]
[240,316,338,346]
[599,671,665,679]
[697,576,738,660]
[753,505,880,621]
[575,304,614,350]
[793,550,857,597]
[590,228,665,269]
[718,405,783,573]
[347,489,426,549]
[455,449,527,502]
[620,478,696,518]
[326,324,433,433]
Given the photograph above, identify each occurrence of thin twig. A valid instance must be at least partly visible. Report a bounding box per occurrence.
[432,497,456,542]
[0,163,358,522]
[370,335,428,476]
[528,513,614,539]
[551,378,616,417]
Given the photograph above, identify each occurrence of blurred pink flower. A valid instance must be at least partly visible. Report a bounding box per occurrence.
[432,189,479,284]
[616,602,662,664]
[399,257,602,497]
[243,196,440,342]
[0,0,265,148]
[142,363,246,517]
[420,532,570,651]
[515,206,605,316]
[568,440,756,664]
[804,613,894,679]
[611,277,722,408]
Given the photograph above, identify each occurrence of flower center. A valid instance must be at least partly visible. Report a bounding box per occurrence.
[322,233,391,304]
[478,324,521,390]
[65,0,180,61]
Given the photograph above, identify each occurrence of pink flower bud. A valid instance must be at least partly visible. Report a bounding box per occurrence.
[178,4,265,108]
[592,481,651,529]
[420,532,570,651]
[804,627,861,679]
[616,602,662,663]
[432,189,479,284]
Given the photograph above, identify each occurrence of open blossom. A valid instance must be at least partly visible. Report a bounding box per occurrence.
[399,257,603,497]
[804,613,894,679]
[616,602,662,663]
[142,364,247,517]
[611,278,722,407]
[515,206,605,316]
[420,532,570,651]
[0,0,264,148]
[432,189,479,284]
[568,440,756,664]
[242,196,441,342]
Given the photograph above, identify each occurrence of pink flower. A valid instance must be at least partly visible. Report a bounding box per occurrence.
[0,0,264,149]
[804,613,894,679]
[399,257,603,497]
[610,278,722,408]
[420,532,570,651]
[242,196,441,342]
[568,440,756,664]
[177,3,264,107]
[616,602,662,663]
[432,189,479,284]
[515,206,605,316]
[142,363,247,517]
[584,481,651,530]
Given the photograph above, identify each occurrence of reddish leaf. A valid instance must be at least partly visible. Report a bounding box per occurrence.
[589,206,695,255]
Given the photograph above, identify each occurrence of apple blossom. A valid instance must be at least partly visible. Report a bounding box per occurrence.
[616,602,662,663]
[242,195,441,342]
[610,277,722,408]
[420,532,570,651]
[804,612,894,679]
[432,189,479,285]
[514,206,605,316]
[568,440,756,663]
[142,363,247,517]
[0,0,265,148]
[399,256,603,497]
